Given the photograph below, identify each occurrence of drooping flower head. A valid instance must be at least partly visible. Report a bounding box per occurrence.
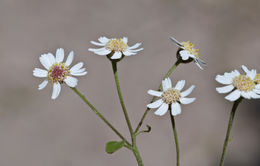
[147,77,196,116]
[170,36,206,70]
[88,36,143,61]
[216,65,260,101]
[33,48,87,99]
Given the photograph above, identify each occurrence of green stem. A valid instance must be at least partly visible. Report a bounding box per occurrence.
[111,61,143,166]
[219,98,242,166]
[170,111,180,166]
[132,143,144,166]
[71,87,131,147]
[134,60,181,133]
[111,61,134,141]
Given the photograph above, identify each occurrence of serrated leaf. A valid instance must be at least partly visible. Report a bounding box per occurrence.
[105,141,124,154]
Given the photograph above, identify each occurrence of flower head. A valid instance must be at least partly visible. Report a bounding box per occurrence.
[88,36,143,60]
[147,78,196,116]
[170,36,206,70]
[216,65,260,101]
[33,48,87,99]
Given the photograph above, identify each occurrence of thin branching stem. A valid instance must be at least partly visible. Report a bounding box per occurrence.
[219,98,242,166]
[169,111,180,166]
[71,87,131,147]
[111,61,144,166]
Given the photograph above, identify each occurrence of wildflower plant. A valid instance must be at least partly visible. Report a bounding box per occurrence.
[35,35,260,166]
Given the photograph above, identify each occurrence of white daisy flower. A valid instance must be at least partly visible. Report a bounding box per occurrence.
[170,36,206,70]
[33,48,87,99]
[216,65,260,101]
[88,36,143,60]
[147,77,196,116]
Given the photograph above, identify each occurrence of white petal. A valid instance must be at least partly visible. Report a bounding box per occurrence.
[71,71,87,76]
[197,58,206,65]
[241,91,251,99]
[129,47,144,52]
[128,43,142,49]
[216,85,234,94]
[194,60,204,70]
[71,68,86,74]
[247,69,256,80]
[175,80,185,91]
[225,90,241,102]
[111,51,122,59]
[171,102,181,116]
[154,103,168,116]
[147,99,163,109]
[241,65,249,73]
[253,89,260,94]
[90,41,105,46]
[166,78,172,88]
[56,48,64,63]
[123,50,136,56]
[215,75,233,85]
[122,37,128,44]
[33,68,48,77]
[162,78,171,91]
[64,76,78,87]
[47,53,55,64]
[39,54,52,69]
[65,51,74,66]
[180,97,196,104]
[70,62,84,73]
[180,50,190,60]
[38,80,48,90]
[51,83,61,100]
[255,84,260,89]
[181,85,195,97]
[98,36,109,44]
[250,92,260,99]
[88,47,107,52]
[147,90,163,97]
[88,47,111,55]
[169,36,182,47]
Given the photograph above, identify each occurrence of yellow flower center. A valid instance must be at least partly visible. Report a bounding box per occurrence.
[106,38,128,52]
[232,75,255,92]
[254,73,260,84]
[48,63,70,84]
[180,41,199,58]
[162,88,181,104]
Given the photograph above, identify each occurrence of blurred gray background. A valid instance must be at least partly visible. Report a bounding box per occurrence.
[0,0,260,165]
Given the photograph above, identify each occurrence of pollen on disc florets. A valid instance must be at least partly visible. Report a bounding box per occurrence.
[106,38,128,52]
[232,75,255,92]
[48,63,70,84]
[254,73,260,84]
[180,41,199,58]
[162,88,181,104]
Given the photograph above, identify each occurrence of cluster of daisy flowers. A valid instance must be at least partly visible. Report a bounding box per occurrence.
[31,35,260,166]
[33,36,143,99]
[216,65,260,101]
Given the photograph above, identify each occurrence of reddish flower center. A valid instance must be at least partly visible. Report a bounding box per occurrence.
[48,63,70,84]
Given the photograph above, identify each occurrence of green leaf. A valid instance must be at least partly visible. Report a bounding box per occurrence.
[105,141,124,154]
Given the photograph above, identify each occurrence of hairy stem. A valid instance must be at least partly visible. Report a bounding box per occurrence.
[111,61,143,166]
[219,98,242,166]
[170,111,180,166]
[71,87,131,147]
